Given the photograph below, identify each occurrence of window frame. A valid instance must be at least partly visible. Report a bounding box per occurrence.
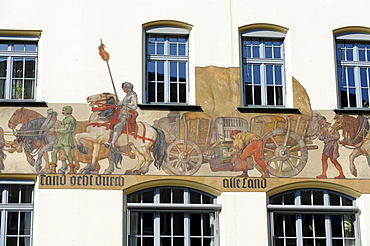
[144,26,190,105]
[240,29,286,107]
[126,186,220,246]
[0,180,34,246]
[268,189,360,246]
[336,32,370,108]
[0,36,39,100]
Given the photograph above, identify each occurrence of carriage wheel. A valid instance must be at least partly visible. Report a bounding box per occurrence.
[260,128,308,177]
[163,140,203,176]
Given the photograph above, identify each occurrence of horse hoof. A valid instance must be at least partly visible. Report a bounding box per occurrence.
[124,170,133,175]
[103,168,113,174]
[40,168,51,174]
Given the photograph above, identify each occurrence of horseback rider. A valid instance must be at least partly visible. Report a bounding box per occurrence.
[104,82,138,149]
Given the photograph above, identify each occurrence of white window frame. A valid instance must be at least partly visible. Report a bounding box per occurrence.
[241,29,286,107]
[0,36,39,100]
[145,26,189,104]
[0,180,34,246]
[127,187,220,246]
[336,32,370,108]
[268,189,360,246]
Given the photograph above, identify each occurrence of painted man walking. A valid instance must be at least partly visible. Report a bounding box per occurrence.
[316,116,345,179]
[49,106,77,174]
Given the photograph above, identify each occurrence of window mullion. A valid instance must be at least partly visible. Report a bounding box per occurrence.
[5,57,11,99]
[354,66,362,107]
[296,214,303,246]
[154,212,160,246]
[184,213,190,246]
[261,64,267,105]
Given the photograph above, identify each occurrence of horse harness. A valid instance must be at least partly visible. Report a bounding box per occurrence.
[87,98,154,143]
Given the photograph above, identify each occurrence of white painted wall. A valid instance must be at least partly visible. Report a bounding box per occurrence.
[2,0,370,108]
[356,194,370,246]
[33,187,123,246]
[218,192,269,246]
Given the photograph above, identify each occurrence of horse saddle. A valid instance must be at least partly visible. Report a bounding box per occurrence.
[123,110,138,133]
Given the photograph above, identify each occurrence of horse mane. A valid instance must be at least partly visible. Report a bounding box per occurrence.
[96,95,116,121]
[340,115,360,143]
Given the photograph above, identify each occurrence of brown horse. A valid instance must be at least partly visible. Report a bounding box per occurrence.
[8,107,110,174]
[332,114,370,176]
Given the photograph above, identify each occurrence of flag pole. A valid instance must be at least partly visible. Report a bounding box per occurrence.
[98,39,119,101]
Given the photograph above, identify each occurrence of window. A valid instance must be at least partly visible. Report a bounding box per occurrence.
[269,189,359,246]
[0,181,34,246]
[0,36,38,100]
[145,26,189,104]
[336,32,370,108]
[127,187,220,246]
[241,29,285,106]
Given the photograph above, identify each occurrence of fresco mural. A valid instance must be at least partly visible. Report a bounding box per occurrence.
[1,91,370,179]
[0,45,370,179]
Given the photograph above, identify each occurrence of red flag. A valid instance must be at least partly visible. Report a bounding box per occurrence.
[98,39,110,61]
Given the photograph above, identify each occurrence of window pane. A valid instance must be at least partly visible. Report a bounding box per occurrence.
[273,214,284,236]
[6,237,17,246]
[170,62,177,82]
[253,65,261,84]
[330,193,340,206]
[284,192,295,205]
[331,215,343,237]
[266,65,273,85]
[143,212,154,235]
[130,212,141,235]
[301,190,311,205]
[314,214,326,237]
[254,85,262,105]
[191,238,201,246]
[286,239,297,246]
[142,190,154,203]
[157,62,164,81]
[24,59,35,78]
[265,46,272,58]
[8,185,20,203]
[0,41,8,51]
[24,80,34,99]
[173,213,184,235]
[302,214,313,237]
[157,83,164,102]
[7,212,19,235]
[25,42,37,52]
[170,83,178,103]
[0,79,5,99]
[20,186,33,204]
[275,86,283,105]
[190,191,201,204]
[160,188,171,203]
[0,58,6,77]
[13,58,24,78]
[143,237,154,246]
[170,43,177,56]
[342,196,353,206]
[267,86,274,105]
[349,88,357,107]
[274,46,281,59]
[203,213,215,236]
[203,194,213,204]
[128,236,141,246]
[160,213,171,235]
[179,83,186,103]
[347,68,355,87]
[179,62,186,82]
[178,43,186,56]
[174,237,184,246]
[275,66,282,85]
[190,213,201,236]
[285,214,296,237]
[343,214,355,237]
[245,85,253,105]
[271,195,283,205]
[313,191,324,205]
[160,237,171,245]
[19,212,31,235]
[173,189,183,203]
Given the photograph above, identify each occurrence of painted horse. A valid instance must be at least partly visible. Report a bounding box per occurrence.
[332,114,370,176]
[8,107,109,174]
[8,108,57,173]
[74,92,167,175]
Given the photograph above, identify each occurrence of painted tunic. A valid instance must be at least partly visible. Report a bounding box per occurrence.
[318,123,340,159]
[55,115,77,148]
[229,132,261,155]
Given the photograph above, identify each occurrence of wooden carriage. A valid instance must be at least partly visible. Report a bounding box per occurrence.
[157,112,318,177]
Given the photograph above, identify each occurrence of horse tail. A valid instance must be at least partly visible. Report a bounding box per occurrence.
[152,126,167,170]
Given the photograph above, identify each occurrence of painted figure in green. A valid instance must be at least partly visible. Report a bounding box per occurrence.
[49,106,77,173]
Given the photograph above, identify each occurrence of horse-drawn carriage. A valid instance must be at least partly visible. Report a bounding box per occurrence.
[155,112,319,177]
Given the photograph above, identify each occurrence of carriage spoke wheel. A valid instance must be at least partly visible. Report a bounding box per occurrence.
[261,128,308,177]
[163,140,203,176]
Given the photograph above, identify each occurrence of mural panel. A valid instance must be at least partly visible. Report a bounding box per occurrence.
[1,67,370,179]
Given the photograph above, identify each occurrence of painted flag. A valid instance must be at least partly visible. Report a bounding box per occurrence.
[98,39,110,61]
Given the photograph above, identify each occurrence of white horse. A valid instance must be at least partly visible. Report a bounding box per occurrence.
[75,93,167,174]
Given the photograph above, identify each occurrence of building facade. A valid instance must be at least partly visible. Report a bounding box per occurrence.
[1,0,370,245]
